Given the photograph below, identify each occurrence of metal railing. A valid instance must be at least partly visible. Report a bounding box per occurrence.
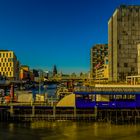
[74,86,140,93]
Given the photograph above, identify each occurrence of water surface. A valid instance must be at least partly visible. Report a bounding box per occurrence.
[0,122,140,140]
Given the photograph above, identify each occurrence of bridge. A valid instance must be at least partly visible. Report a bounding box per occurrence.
[0,80,24,87]
[49,76,89,82]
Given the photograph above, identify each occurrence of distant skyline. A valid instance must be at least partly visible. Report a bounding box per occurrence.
[0,0,139,73]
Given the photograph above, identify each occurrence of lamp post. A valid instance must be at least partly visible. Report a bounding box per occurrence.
[39,71,41,94]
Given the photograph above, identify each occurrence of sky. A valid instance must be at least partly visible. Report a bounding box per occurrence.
[0,0,140,74]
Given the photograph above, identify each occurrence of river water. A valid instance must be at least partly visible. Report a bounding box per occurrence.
[1,122,140,140]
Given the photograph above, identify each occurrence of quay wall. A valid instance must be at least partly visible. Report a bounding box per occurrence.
[0,105,96,122]
[1,105,140,124]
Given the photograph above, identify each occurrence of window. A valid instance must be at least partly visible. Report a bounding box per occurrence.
[132,23,135,26]
[122,11,125,17]
[5,68,6,71]
[119,72,125,80]
[105,60,108,64]
[119,44,121,49]
[129,8,132,12]
[3,63,5,67]
[8,58,13,62]
[131,67,135,72]
[6,53,8,57]
[124,63,128,67]
[3,53,5,57]
[1,68,3,71]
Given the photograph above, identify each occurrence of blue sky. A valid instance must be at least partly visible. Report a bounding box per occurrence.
[0,0,139,73]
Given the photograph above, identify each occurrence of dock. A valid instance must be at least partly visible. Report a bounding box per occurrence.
[97,108,140,124]
[1,103,140,124]
[1,84,140,124]
[0,104,97,122]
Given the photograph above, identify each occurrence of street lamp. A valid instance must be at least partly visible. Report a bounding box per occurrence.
[39,71,41,94]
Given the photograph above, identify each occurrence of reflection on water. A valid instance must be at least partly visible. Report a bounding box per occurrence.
[1,122,140,140]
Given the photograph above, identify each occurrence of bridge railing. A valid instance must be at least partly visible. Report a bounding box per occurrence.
[74,86,140,93]
[74,86,95,92]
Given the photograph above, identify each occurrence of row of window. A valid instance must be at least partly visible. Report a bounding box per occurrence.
[0,63,13,67]
[0,52,12,58]
[0,72,12,76]
[121,6,140,13]
[117,62,135,71]
[0,58,14,62]
[0,67,13,71]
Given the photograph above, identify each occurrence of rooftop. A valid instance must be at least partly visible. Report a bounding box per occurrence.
[0,50,12,52]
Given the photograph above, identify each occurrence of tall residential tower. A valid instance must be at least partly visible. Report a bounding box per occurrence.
[108,5,140,82]
[90,44,108,80]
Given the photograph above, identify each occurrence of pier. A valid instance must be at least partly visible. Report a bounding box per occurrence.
[0,104,96,122]
[1,84,140,124]
[97,109,140,124]
[1,104,140,124]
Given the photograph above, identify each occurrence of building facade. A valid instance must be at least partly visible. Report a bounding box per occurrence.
[137,44,140,75]
[0,50,20,80]
[90,44,108,80]
[20,65,30,81]
[108,5,140,82]
[95,57,109,82]
[20,65,35,81]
